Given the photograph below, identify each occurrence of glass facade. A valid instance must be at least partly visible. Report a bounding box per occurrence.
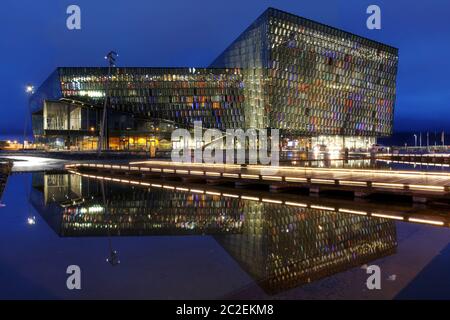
[30,8,398,151]
[211,7,398,142]
[30,67,245,150]
[58,67,246,130]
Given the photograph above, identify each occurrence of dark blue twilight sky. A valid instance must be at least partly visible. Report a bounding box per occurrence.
[1,0,449,135]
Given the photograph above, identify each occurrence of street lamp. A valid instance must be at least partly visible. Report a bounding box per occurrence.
[23,84,35,150]
[26,84,34,94]
[98,51,118,154]
[27,216,36,225]
[413,134,417,147]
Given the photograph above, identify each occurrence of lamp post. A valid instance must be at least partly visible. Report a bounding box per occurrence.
[23,84,34,150]
[413,134,417,148]
[98,51,118,154]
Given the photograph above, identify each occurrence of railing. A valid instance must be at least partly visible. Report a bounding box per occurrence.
[391,145,450,154]
[64,165,450,228]
[65,161,450,195]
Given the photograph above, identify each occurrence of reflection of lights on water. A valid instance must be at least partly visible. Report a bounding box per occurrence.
[4,156,65,169]
[106,250,120,266]
[69,169,450,229]
[27,216,36,225]
[408,217,444,226]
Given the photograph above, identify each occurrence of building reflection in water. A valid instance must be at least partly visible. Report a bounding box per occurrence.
[30,173,397,294]
[215,203,396,294]
[30,173,243,236]
[0,161,13,204]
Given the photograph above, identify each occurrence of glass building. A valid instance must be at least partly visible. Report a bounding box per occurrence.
[30,7,398,152]
[210,7,398,151]
[30,67,245,151]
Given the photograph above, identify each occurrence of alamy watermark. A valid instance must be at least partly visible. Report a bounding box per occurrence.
[365,265,381,290]
[66,265,81,290]
[66,5,81,30]
[65,5,380,31]
[171,121,279,169]
[366,5,381,30]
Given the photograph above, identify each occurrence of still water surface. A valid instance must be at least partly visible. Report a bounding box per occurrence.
[0,171,449,299]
